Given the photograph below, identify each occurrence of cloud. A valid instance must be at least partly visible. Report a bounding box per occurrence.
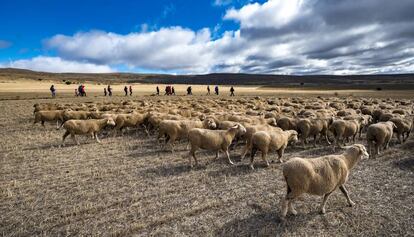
[0,40,12,49]
[0,56,114,73]
[7,0,414,74]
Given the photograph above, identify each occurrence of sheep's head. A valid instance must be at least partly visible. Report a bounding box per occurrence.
[346,144,369,159]
[204,118,217,129]
[267,118,277,127]
[107,118,116,126]
[232,124,246,136]
[288,130,298,144]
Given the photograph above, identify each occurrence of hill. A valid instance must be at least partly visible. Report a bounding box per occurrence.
[1,68,414,89]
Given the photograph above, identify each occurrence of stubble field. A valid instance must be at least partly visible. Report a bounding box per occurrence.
[1,91,414,236]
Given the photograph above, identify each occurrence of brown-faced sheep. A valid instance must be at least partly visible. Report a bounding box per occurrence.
[187,124,246,167]
[281,144,369,218]
[61,118,116,145]
[366,121,396,158]
[249,130,298,169]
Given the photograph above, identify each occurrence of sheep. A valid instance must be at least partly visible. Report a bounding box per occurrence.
[33,103,58,114]
[328,119,361,150]
[366,121,396,158]
[240,124,283,159]
[187,124,246,167]
[113,112,149,137]
[249,130,298,169]
[61,118,116,146]
[281,144,369,218]
[34,110,65,128]
[158,118,217,151]
[389,117,413,143]
[296,118,332,147]
[277,117,298,131]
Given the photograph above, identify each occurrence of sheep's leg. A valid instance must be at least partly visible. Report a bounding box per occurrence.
[250,147,257,170]
[320,191,334,214]
[397,133,402,144]
[261,150,269,167]
[339,185,355,207]
[288,200,297,215]
[95,133,101,143]
[325,133,331,145]
[281,198,289,218]
[225,149,234,165]
[56,120,59,129]
[71,134,80,146]
[277,149,284,163]
[313,135,317,147]
[61,131,70,146]
[167,135,177,152]
[375,143,380,157]
[214,151,219,160]
[192,150,199,167]
[240,142,250,160]
[41,120,45,127]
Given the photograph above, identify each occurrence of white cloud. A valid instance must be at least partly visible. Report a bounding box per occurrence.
[3,0,414,75]
[46,27,217,73]
[0,56,114,73]
[224,0,304,28]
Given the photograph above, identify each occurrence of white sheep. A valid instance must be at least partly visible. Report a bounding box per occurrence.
[281,144,369,218]
[61,118,116,146]
[366,121,396,158]
[249,129,298,169]
[158,118,217,151]
[187,124,246,167]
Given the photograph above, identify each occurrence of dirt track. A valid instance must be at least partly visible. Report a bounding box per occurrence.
[1,96,413,236]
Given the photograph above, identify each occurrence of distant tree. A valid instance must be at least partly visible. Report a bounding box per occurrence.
[300,82,304,86]
[376,87,382,91]
[65,81,72,85]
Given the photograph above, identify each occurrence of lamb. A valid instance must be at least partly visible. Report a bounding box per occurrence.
[249,130,298,169]
[61,118,116,146]
[33,103,58,114]
[328,119,361,150]
[34,110,65,128]
[366,121,396,158]
[158,118,217,151]
[187,124,246,167]
[281,144,369,218]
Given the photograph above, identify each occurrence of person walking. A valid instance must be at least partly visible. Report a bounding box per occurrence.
[215,85,219,95]
[78,85,83,96]
[129,85,132,96]
[75,88,78,97]
[107,85,112,96]
[156,86,160,95]
[124,86,128,96]
[187,86,192,95]
[171,86,175,95]
[81,85,86,96]
[230,86,235,96]
[104,87,107,96]
[50,85,56,97]
[207,85,210,95]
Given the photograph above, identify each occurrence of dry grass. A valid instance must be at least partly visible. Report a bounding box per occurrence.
[1,95,414,236]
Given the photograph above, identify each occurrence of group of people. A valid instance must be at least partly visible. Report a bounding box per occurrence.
[163,85,176,95]
[50,84,236,98]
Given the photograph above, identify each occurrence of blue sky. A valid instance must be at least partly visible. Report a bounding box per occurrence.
[0,0,413,74]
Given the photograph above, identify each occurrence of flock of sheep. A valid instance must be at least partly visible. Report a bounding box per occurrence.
[32,96,413,219]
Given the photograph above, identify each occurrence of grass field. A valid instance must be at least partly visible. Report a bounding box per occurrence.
[1,91,413,236]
